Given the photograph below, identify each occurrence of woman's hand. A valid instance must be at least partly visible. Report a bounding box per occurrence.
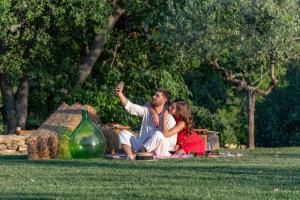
[162,109,169,119]
[153,113,160,127]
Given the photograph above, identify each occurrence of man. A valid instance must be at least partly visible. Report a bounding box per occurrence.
[115,82,176,160]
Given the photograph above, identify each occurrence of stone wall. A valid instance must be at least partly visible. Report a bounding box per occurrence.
[0,135,27,155]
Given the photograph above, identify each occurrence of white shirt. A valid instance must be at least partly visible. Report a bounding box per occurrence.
[124,100,177,144]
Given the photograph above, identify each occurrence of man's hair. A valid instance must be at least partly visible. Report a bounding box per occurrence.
[156,88,171,102]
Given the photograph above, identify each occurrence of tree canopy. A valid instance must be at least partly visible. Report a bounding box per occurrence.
[158,0,300,147]
[0,0,300,148]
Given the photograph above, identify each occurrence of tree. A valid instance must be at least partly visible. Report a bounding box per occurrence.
[0,0,118,133]
[160,0,300,148]
[256,62,300,147]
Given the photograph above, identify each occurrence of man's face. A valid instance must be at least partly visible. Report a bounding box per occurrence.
[151,92,166,107]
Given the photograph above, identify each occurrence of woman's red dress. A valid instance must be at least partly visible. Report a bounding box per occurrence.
[176,118,205,156]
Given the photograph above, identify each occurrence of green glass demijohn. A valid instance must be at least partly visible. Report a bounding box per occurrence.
[69,110,106,159]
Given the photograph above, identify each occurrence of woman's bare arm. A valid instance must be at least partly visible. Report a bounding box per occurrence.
[162,110,185,137]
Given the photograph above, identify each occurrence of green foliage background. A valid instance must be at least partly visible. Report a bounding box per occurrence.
[0,0,299,146]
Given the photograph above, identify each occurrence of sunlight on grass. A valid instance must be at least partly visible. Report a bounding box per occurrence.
[0,148,300,199]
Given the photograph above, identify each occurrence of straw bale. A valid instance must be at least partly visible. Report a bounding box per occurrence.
[26,103,101,160]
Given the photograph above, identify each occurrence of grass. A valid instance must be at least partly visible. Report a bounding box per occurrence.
[1,148,300,199]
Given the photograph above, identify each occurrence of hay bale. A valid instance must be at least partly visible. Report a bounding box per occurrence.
[26,103,101,160]
[102,125,119,155]
[26,136,39,159]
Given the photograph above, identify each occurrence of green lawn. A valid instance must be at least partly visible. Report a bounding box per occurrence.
[1,148,300,200]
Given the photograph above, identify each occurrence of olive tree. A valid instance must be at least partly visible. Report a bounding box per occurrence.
[160,0,300,148]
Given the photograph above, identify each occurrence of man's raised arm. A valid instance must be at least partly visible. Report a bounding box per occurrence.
[115,82,147,117]
[115,81,128,107]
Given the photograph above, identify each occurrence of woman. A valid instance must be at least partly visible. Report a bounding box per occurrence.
[161,99,205,156]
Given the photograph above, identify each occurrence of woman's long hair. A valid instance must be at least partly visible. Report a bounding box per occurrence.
[173,99,194,136]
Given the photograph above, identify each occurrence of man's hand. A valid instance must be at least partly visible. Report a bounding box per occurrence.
[115,81,124,95]
[115,81,128,107]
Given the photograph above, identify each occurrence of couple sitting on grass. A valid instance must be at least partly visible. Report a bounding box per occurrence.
[115,82,205,160]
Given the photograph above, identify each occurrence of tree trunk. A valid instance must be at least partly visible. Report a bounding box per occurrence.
[77,7,124,85]
[15,76,29,129]
[248,90,257,149]
[0,74,17,134]
[77,32,106,85]
[210,61,278,149]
